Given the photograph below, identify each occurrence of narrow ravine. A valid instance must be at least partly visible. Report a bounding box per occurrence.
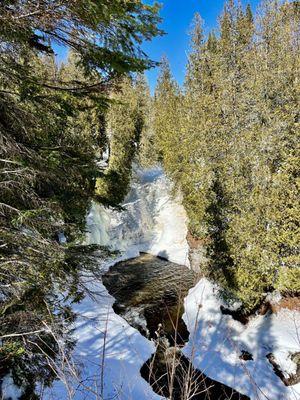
[103,254,249,400]
[83,168,300,400]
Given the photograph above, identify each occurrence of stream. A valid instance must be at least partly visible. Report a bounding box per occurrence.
[103,253,249,400]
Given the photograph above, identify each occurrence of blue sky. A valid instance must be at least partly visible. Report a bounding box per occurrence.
[53,1,261,92]
[143,0,261,92]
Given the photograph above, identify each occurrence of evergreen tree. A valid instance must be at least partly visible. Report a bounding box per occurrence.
[96,74,151,204]
[153,56,183,179]
[0,0,162,394]
[227,0,300,308]
[182,13,216,240]
[136,75,156,167]
[153,0,299,311]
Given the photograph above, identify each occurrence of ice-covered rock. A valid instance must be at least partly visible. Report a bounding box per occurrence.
[86,167,190,267]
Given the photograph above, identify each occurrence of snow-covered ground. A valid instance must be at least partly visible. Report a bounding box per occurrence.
[44,255,164,400]
[183,278,300,400]
[1,374,24,400]
[42,167,189,400]
[86,167,190,267]
[4,167,299,400]
[3,253,165,400]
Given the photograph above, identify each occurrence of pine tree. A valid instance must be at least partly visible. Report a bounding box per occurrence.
[137,75,156,167]
[220,0,299,309]
[153,56,183,178]
[96,75,152,204]
[0,0,162,393]
[152,0,299,311]
[181,13,216,239]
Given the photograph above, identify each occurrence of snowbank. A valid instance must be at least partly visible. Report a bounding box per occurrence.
[86,167,190,267]
[183,278,300,400]
[1,373,24,400]
[42,167,189,400]
[44,255,164,400]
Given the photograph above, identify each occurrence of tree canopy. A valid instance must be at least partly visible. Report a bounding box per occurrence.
[152,0,300,311]
[0,0,162,396]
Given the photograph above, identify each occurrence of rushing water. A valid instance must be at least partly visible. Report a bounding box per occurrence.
[103,254,249,400]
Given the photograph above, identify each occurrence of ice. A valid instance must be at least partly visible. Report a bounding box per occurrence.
[86,166,190,267]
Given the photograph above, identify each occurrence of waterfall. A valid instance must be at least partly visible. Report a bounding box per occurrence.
[86,166,190,267]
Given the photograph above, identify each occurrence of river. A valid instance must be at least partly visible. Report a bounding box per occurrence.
[103,253,248,400]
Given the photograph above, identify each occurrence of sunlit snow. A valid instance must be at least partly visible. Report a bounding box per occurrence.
[40,168,300,400]
[183,278,300,400]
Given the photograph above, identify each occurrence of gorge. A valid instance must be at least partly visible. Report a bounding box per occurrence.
[1,2,299,400]
[41,167,300,400]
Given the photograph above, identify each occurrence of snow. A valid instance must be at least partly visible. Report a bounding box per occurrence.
[86,166,190,267]
[183,278,300,400]
[1,373,24,400]
[32,166,300,400]
[46,166,300,400]
[44,167,189,400]
[44,255,164,400]
[58,232,67,244]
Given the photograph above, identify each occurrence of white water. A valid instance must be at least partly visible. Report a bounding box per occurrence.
[86,167,190,267]
[40,167,189,400]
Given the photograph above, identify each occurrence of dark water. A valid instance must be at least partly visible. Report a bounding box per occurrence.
[103,254,249,400]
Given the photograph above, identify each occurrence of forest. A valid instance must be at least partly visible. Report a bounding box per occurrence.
[0,0,299,399]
